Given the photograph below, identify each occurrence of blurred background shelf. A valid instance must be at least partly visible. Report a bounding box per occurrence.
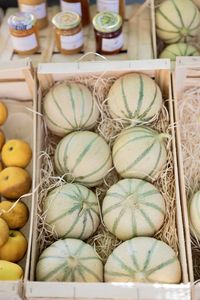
[0,1,155,66]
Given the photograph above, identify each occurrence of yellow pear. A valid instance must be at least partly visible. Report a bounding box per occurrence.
[0,260,23,280]
[0,130,5,152]
[0,201,29,229]
[2,139,32,168]
[0,230,28,262]
[0,218,9,247]
[0,102,8,126]
[0,167,32,199]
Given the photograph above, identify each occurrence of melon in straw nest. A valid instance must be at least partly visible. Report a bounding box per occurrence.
[159,43,200,60]
[36,238,103,282]
[107,73,162,125]
[54,131,112,187]
[44,183,100,240]
[102,178,166,240]
[189,191,200,240]
[43,82,100,137]
[112,126,168,181]
[104,237,181,283]
[156,0,200,44]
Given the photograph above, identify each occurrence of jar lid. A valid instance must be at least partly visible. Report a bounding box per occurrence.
[8,12,36,30]
[93,11,122,33]
[52,11,81,30]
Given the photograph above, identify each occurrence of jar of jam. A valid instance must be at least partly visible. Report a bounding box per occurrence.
[18,0,48,29]
[52,11,84,55]
[8,12,40,55]
[93,11,123,55]
[97,0,125,19]
[60,0,90,27]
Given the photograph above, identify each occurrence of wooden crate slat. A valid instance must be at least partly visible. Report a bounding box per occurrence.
[128,2,153,60]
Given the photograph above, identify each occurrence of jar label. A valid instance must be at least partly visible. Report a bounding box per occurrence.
[19,3,47,20]
[11,33,38,51]
[60,30,83,50]
[102,32,123,52]
[60,1,82,16]
[97,0,119,13]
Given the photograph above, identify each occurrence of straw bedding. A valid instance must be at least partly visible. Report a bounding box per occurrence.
[178,87,200,280]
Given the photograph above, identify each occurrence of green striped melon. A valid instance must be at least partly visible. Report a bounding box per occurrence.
[44,183,100,240]
[159,43,199,60]
[36,238,103,282]
[156,0,200,44]
[189,191,200,240]
[102,178,165,240]
[55,131,112,186]
[104,237,181,283]
[112,126,168,181]
[43,82,99,137]
[108,73,162,125]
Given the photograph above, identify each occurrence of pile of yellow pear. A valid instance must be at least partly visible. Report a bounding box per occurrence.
[0,202,29,280]
[0,101,32,280]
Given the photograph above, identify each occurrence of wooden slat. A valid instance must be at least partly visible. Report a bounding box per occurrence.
[0,2,154,66]
[0,59,34,99]
[37,58,170,90]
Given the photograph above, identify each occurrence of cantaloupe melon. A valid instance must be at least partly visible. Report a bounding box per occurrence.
[159,43,199,60]
[112,126,168,181]
[102,178,165,240]
[55,131,112,186]
[36,238,103,282]
[43,82,99,136]
[44,183,100,240]
[156,0,200,44]
[104,237,181,283]
[189,191,200,240]
[108,73,162,125]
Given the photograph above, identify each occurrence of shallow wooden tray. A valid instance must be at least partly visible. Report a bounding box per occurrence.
[0,59,36,300]
[0,1,155,66]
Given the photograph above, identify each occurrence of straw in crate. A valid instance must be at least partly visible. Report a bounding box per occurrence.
[173,57,200,288]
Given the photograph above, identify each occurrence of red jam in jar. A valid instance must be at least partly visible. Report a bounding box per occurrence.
[93,11,123,55]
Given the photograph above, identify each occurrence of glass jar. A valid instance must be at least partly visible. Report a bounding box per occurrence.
[97,0,125,19]
[93,11,123,55]
[8,12,40,55]
[18,0,48,29]
[60,0,90,27]
[52,11,84,55]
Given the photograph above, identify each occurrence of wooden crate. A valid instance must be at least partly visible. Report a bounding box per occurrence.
[152,0,200,60]
[0,1,155,66]
[173,56,200,300]
[0,59,36,300]
[25,58,190,300]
